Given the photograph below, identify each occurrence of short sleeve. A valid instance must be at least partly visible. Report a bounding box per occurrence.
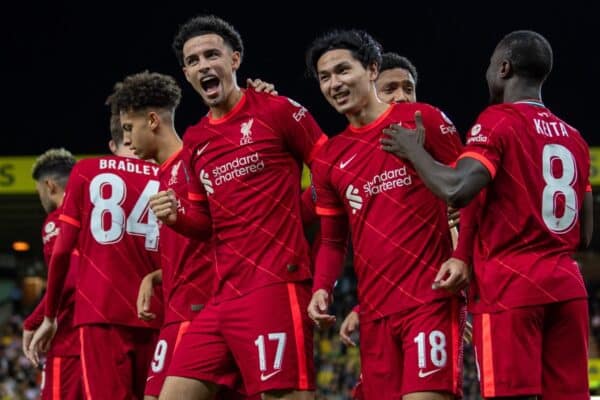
[420,104,464,166]
[270,95,328,166]
[458,108,508,179]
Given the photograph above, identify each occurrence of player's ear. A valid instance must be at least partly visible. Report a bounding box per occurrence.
[46,178,58,195]
[148,111,160,131]
[499,59,512,79]
[182,66,192,84]
[368,61,379,82]
[231,51,241,72]
[109,140,118,155]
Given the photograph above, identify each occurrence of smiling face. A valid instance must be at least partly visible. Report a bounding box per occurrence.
[316,49,378,116]
[182,33,241,110]
[376,67,416,104]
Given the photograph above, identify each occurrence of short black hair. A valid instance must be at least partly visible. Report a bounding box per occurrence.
[496,30,553,82]
[31,148,76,188]
[380,52,418,85]
[305,29,383,79]
[172,15,244,67]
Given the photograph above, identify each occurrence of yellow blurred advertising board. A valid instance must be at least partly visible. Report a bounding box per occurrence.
[1,148,598,194]
[0,155,99,194]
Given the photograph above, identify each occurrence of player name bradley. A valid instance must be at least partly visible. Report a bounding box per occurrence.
[99,159,160,176]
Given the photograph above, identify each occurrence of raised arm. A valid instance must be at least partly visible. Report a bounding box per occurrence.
[381,111,491,208]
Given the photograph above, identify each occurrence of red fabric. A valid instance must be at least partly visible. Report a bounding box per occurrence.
[460,103,590,312]
[158,149,214,324]
[312,102,463,322]
[168,283,315,396]
[451,191,485,265]
[311,215,348,293]
[300,187,318,226]
[25,208,63,330]
[79,324,158,399]
[23,296,45,331]
[183,89,326,302]
[472,300,589,398]
[46,156,163,328]
[144,321,189,397]
[359,298,465,397]
[40,355,82,400]
[45,220,78,320]
[31,252,80,356]
[170,201,212,240]
[146,321,254,400]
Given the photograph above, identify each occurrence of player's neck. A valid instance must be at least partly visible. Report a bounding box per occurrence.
[156,134,183,165]
[503,83,542,104]
[346,96,389,128]
[53,193,64,209]
[210,86,243,120]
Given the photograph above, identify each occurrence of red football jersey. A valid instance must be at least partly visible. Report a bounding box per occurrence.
[184,89,327,302]
[57,156,163,328]
[459,101,590,312]
[23,207,80,356]
[312,102,463,322]
[159,149,214,324]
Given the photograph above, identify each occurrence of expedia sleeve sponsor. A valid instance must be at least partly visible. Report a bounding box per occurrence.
[43,222,60,244]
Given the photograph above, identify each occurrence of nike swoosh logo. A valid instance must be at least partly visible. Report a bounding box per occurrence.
[418,368,442,378]
[146,375,155,382]
[196,142,210,157]
[340,153,357,169]
[260,369,282,382]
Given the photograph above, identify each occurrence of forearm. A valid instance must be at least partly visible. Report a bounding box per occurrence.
[403,148,490,208]
[45,223,78,318]
[170,205,212,240]
[312,216,348,294]
[403,147,465,205]
[451,192,482,264]
[24,294,46,330]
[45,248,72,318]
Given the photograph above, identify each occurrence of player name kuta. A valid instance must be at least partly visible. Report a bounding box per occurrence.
[99,159,160,176]
[534,118,569,138]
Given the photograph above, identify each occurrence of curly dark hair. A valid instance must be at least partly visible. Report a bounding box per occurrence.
[172,15,244,67]
[380,52,418,85]
[106,71,182,114]
[305,29,382,80]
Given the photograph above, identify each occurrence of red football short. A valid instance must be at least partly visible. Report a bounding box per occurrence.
[79,324,158,399]
[144,321,191,397]
[168,282,315,396]
[41,355,82,400]
[360,298,465,398]
[472,299,589,399]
